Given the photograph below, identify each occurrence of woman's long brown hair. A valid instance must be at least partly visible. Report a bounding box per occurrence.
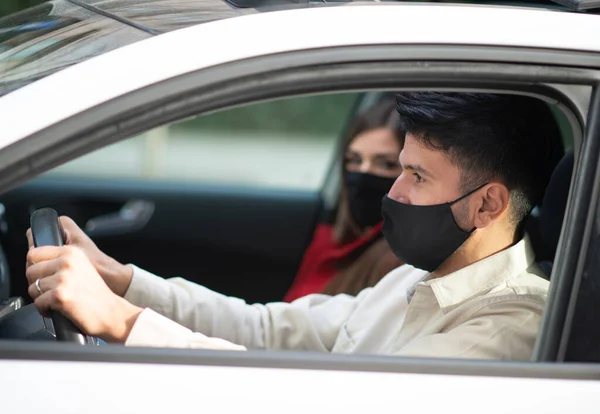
[321,98,405,296]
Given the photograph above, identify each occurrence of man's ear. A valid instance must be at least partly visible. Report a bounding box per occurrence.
[474,183,510,228]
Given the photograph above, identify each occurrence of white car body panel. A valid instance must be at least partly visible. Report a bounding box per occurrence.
[1,4,600,149]
[1,3,599,412]
[2,359,599,412]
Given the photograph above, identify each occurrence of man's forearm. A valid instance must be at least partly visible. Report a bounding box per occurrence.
[123,266,267,348]
[124,308,247,350]
[122,265,356,352]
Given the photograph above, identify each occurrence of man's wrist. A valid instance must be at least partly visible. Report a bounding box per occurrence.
[100,258,133,297]
[102,298,143,343]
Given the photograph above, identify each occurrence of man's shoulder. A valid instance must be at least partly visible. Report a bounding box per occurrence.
[428,260,550,315]
[506,263,550,296]
[458,266,550,318]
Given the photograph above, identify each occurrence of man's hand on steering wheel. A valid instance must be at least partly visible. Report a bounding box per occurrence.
[25,219,142,343]
[26,216,134,296]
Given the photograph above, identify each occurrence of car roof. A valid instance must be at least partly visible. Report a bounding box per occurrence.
[0,0,587,97]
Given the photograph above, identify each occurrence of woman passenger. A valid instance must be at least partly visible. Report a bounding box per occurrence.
[284,99,404,301]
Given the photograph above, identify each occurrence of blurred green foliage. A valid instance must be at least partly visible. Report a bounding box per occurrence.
[174,94,361,136]
[0,0,46,18]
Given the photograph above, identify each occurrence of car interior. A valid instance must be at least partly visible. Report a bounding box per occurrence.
[0,89,578,347]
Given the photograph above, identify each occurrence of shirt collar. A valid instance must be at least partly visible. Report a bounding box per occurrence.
[422,234,536,309]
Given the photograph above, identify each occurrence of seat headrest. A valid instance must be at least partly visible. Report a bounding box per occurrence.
[540,150,574,260]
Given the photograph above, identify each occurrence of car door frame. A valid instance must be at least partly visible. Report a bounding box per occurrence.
[545,84,600,363]
[1,38,600,373]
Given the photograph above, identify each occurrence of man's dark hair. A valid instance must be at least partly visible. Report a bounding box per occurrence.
[395,92,562,228]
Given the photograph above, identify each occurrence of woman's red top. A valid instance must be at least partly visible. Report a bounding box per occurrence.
[283,222,383,302]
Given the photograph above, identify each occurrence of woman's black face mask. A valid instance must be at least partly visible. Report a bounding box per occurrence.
[344,171,397,228]
[381,183,487,272]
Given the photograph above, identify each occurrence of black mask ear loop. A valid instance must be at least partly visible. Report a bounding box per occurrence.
[449,182,489,233]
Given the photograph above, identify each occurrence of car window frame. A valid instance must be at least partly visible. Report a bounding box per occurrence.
[0,47,591,192]
[0,48,596,374]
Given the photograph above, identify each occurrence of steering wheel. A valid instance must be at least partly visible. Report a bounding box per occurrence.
[0,208,95,344]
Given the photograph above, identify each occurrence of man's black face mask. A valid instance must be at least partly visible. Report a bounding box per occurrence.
[381,184,486,272]
[344,171,397,228]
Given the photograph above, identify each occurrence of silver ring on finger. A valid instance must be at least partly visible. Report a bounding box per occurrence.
[35,278,43,295]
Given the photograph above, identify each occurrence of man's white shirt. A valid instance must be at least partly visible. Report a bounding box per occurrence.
[124,235,549,360]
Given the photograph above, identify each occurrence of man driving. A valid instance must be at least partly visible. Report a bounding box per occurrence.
[25,92,559,359]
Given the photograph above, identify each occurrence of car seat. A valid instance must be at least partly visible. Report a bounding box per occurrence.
[535,150,575,277]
